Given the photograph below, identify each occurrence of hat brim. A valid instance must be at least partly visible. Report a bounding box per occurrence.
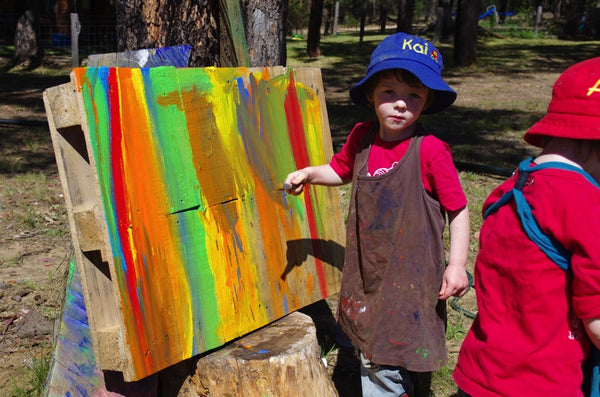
[524,112,600,147]
[349,58,457,114]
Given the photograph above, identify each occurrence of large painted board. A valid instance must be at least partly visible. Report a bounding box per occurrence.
[57,66,344,380]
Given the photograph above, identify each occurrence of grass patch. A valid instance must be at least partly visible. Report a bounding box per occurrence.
[0,125,58,174]
[0,172,67,235]
[18,279,39,290]
[1,253,23,267]
[432,364,460,395]
[446,308,470,342]
[7,352,51,397]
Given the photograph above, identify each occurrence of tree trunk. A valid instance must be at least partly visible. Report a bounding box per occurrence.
[241,0,287,66]
[115,0,220,67]
[397,0,415,33]
[433,6,444,43]
[55,0,70,34]
[307,0,324,58]
[554,0,562,20]
[380,5,387,33]
[115,0,287,67]
[324,3,332,35]
[182,311,338,397]
[441,0,454,40]
[498,0,509,24]
[454,0,479,67]
[332,1,339,35]
[359,5,366,44]
[424,0,437,23]
[563,0,586,36]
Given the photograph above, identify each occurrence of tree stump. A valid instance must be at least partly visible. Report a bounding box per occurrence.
[180,311,339,397]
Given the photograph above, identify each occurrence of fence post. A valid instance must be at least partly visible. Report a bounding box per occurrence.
[71,13,81,67]
[534,6,542,38]
[333,1,339,35]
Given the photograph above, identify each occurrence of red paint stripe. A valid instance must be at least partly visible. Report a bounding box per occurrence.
[284,73,328,297]
[107,68,148,369]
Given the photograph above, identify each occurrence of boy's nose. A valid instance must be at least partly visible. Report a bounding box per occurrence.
[394,98,407,110]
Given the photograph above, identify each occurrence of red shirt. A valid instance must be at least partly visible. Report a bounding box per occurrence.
[453,165,600,396]
[330,120,466,212]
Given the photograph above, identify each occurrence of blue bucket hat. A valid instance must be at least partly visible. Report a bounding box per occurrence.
[349,32,457,114]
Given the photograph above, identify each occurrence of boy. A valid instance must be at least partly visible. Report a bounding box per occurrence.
[285,32,470,396]
[453,57,600,396]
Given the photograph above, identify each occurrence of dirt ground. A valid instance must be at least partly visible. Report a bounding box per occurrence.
[0,42,572,396]
[0,54,73,395]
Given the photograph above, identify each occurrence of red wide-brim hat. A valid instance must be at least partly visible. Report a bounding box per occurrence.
[524,57,600,148]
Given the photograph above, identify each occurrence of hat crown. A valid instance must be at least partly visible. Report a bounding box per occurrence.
[548,59,600,116]
[524,57,600,147]
[368,33,443,75]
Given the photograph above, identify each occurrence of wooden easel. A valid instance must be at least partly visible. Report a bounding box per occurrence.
[43,59,344,396]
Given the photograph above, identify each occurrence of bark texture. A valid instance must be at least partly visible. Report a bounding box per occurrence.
[242,0,287,66]
[307,0,324,58]
[397,0,415,33]
[454,0,479,67]
[115,0,219,67]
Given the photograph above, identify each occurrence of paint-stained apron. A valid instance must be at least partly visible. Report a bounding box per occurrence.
[338,124,447,371]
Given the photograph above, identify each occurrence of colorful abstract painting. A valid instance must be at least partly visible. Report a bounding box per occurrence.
[70,66,344,380]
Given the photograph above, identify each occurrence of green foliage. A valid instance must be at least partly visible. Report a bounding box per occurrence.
[321,342,337,359]
[288,0,312,34]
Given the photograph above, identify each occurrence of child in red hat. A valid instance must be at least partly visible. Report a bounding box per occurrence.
[285,32,470,396]
[453,57,600,396]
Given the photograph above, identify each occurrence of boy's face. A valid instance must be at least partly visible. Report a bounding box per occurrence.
[369,75,430,141]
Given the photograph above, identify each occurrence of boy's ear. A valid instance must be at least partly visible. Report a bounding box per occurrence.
[366,93,375,108]
[424,90,435,111]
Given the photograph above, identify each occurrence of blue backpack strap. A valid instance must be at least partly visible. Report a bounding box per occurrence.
[484,157,600,271]
[525,160,600,187]
[592,347,600,397]
[484,158,534,219]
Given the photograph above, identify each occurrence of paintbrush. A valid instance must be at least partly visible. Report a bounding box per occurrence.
[278,183,299,191]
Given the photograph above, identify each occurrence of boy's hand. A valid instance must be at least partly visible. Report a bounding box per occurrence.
[284,170,309,195]
[439,263,469,300]
[284,165,345,195]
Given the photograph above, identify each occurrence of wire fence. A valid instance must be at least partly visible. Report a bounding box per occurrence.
[1,13,117,63]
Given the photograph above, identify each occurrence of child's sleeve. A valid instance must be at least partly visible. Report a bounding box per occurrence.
[329,121,370,180]
[422,136,467,212]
